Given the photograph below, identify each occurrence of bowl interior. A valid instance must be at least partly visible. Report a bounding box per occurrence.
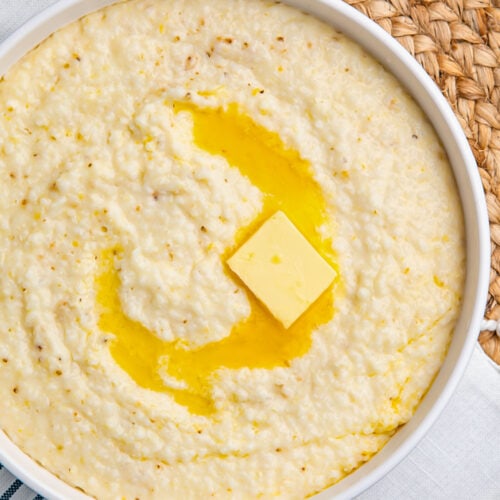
[0,1,490,499]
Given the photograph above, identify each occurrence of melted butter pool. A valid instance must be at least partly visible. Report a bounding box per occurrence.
[96,101,338,415]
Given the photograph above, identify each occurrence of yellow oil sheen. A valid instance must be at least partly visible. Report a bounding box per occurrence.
[96,101,338,415]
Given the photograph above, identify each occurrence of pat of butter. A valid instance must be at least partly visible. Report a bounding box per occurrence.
[227,211,336,328]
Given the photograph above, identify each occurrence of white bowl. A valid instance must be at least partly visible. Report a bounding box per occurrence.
[0,1,490,498]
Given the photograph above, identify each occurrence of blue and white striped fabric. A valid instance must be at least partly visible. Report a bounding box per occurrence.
[0,465,42,500]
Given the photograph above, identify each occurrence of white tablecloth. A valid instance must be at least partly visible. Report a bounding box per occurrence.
[1,1,499,498]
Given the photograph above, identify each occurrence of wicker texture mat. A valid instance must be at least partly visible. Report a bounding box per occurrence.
[343,0,500,364]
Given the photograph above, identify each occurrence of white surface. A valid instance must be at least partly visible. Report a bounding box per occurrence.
[357,347,500,499]
[0,1,497,499]
[0,1,59,36]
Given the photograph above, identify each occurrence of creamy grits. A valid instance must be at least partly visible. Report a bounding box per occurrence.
[0,0,465,498]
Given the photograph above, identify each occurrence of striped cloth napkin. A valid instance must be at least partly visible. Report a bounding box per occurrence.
[1,2,500,500]
[0,464,42,500]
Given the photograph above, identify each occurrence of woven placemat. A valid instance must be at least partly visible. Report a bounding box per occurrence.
[343,0,500,364]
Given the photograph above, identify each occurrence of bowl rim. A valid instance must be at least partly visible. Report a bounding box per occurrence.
[0,1,490,499]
